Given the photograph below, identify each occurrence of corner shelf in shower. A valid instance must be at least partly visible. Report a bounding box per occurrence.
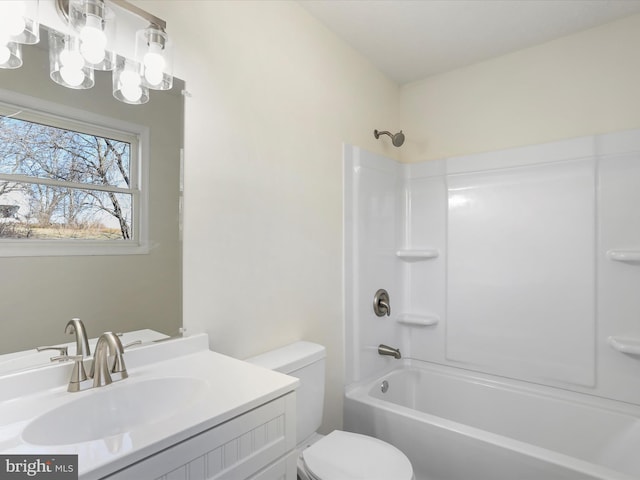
[396,249,439,260]
[606,250,640,263]
[608,336,640,355]
[396,313,439,327]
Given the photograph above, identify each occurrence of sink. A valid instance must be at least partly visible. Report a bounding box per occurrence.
[22,377,207,445]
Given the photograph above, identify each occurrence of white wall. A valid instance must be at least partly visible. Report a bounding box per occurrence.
[400,14,640,162]
[137,0,400,432]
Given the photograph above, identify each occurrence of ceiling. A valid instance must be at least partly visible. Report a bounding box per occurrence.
[299,0,640,85]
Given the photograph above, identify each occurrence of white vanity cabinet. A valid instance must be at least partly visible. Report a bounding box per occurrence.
[105,392,297,480]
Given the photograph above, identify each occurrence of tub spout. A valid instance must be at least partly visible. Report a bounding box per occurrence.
[378,344,401,359]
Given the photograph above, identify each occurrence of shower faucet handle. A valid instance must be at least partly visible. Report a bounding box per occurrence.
[373,289,391,317]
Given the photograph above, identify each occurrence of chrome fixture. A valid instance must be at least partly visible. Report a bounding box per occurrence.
[0,0,173,105]
[374,129,405,147]
[36,344,69,361]
[380,380,389,393]
[373,289,391,317]
[378,344,401,359]
[66,318,91,357]
[51,353,90,392]
[91,331,127,387]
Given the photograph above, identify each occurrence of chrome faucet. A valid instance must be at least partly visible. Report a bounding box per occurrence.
[91,332,127,388]
[66,318,91,357]
[378,344,401,359]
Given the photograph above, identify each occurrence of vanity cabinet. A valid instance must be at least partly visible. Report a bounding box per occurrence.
[105,393,297,480]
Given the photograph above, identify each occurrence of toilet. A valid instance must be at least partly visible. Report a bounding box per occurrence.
[247,341,414,480]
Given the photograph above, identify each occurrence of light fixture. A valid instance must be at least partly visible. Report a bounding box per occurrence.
[0,1,39,45]
[49,30,95,89]
[68,0,115,70]
[0,0,37,70]
[113,55,149,104]
[0,0,173,105]
[0,42,23,69]
[136,24,172,90]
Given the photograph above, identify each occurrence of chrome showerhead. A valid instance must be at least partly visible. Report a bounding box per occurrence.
[374,129,405,147]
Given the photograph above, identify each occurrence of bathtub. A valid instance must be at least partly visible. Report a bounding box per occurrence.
[344,361,640,480]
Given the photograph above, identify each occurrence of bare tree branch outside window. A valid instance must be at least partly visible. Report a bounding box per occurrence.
[0,115,134,240]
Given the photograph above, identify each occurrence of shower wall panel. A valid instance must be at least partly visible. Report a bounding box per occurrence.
[344,129,640,405]
[344,145,403,384]
[446,158,595,387]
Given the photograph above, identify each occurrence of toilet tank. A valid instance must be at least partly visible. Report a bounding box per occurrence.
[246,341,326,444]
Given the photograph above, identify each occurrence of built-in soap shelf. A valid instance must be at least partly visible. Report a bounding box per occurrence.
[608,336,640,355]
[397,313,439,327]
[607,250,640,263]
[396,249,439,261]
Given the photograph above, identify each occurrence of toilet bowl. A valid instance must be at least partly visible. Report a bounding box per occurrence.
[299,430,414,480]
[246,341,414,480]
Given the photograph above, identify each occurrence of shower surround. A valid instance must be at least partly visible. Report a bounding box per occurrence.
[343,129,640,478]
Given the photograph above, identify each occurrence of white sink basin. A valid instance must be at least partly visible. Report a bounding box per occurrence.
[22,377,207,445]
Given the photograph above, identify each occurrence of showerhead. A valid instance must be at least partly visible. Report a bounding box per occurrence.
[374,129,405,147]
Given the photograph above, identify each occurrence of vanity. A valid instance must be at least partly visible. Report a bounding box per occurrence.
[0,333,298,480]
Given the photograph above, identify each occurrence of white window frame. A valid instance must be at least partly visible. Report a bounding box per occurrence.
[0,88,149,257]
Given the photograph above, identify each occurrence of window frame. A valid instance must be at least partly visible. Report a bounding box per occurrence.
[0,88,150,257]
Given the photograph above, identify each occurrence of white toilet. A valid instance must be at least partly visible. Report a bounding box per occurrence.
[247,341,414,480]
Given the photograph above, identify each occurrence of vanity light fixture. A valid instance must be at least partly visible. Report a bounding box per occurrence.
[0,0,173,105]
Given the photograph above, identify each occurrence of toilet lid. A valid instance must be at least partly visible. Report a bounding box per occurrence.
[302,431,413,480]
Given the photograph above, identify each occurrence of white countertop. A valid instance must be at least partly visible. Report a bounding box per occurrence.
[0,333,298,479]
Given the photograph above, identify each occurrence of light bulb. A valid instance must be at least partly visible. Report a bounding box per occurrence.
[121,83,142,102]
[119,70,142,102]
[0,44,10,65]
[60,66,84,87]
[143,44,165,86]
[60,48,84,71]
[144,67,163,86]
[80,14,107,64]
[143,44,165,71]
[0,2,26,37]
[81,41,105,64]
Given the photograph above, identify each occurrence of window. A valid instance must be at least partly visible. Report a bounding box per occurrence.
[0,100,147,256]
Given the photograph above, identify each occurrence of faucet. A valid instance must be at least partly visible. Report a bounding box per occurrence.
[378,344,401,359]
[91,332,127,388]
[66,318,91,357]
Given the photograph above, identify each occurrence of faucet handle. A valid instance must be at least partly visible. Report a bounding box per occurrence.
[37,345,69,362]
[51,354,90,392]
[122,340,142,350]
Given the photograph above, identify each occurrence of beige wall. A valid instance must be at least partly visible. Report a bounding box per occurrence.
[140,1,399,432]
[400,14,640,162]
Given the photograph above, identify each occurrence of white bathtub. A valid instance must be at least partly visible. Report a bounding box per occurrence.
[344,361,640,480]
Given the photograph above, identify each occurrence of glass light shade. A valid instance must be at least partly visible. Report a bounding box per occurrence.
[49,30,95,90]
[69,0,115,71]
[0,41,22,69]
[135,25,173,90]
[0,1,39,45]
[113,56,149,105]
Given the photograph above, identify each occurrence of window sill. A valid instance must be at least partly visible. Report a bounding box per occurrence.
[0,240,150,257]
